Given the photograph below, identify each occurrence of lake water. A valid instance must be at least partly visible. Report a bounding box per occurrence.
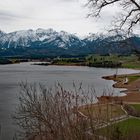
[0,62,140,140]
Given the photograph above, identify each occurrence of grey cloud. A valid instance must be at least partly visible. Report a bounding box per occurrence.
[0,10,33,22]
[57,0,78,3]
[0,11,19,19]
[0,0,122,35]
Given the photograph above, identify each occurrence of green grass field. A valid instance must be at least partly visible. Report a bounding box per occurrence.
[51,55,140,69]
[122,62,140,69]
[97,118,140,138]
[87,54,140,69]
[130,104,140,112]
[80,104,125,122]
[127,75,140,83]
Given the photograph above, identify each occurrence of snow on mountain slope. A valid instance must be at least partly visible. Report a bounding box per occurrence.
[0,30,6,37]
[83,32,127,43]
[0,28,140,57]
[0,29,82,49]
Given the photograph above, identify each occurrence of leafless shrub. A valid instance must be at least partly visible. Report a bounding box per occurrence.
[13,82,139,140]
[13,82,102,140]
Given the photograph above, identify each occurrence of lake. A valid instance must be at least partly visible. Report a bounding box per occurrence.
[0,62,139,140]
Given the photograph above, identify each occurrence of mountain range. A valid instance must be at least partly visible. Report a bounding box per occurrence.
[0,28,140,58]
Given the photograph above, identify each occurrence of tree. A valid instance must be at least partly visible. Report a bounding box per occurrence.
[13,82,101,140]
[13,83,140,140]
[87,0,140,34]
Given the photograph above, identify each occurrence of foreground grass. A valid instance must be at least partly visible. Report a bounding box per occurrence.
[79,104,125,122]
[97,118,140,139]
[129,104,140,112]
[127,75,140,83]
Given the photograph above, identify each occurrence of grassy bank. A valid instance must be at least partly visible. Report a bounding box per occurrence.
[79,104,125,122]
[1,54,140,69]
[51,54,140,69]
[130,104,140,112]
[97,118,140,139]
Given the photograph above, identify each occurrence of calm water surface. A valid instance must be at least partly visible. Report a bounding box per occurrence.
[0,62,140,140]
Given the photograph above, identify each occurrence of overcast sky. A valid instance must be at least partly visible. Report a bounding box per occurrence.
[0,0,121,35]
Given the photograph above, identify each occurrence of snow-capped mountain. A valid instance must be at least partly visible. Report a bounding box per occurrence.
[0,28,140,57]
[82,32,140,55]
[0,30,6,38]
[0,28,82,49]
[83,32,127,43]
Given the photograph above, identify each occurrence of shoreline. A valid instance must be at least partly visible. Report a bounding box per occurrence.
[101,73,140,103]
[33,62,140,70]
[1,60,140,70]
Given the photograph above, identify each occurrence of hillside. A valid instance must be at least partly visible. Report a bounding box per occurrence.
[0,29,140,58]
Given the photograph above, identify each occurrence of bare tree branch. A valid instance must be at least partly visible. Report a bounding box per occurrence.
[87,0,140,33]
